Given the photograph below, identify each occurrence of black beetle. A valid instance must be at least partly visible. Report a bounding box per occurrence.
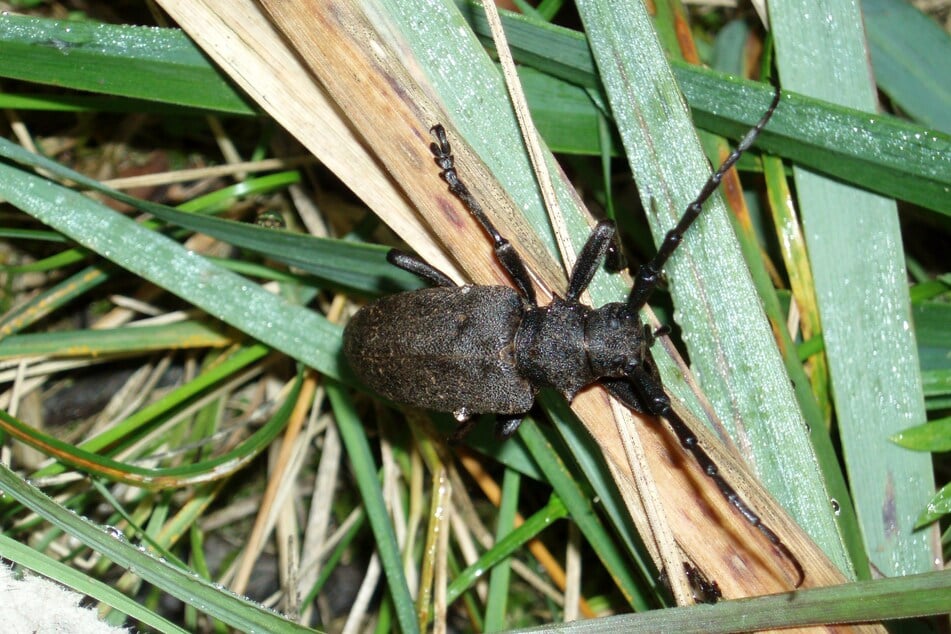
[343,88,803,587]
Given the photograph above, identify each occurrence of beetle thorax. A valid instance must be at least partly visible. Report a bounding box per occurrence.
[514,297,591,400]
[514,299,651,402]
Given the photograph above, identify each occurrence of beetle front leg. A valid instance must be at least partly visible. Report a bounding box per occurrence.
[566,219,619,302]
[621,363,806,588]
[387,249,456,288]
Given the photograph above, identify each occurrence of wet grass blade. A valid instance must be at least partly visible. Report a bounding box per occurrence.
[771,0,938,579]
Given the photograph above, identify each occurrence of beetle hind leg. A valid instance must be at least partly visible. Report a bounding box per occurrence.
[449,410,480,444]
[429,124,538,306]
[448,412,524,443]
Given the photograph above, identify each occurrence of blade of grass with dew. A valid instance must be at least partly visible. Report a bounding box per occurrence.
[706,20,865,579]
[0,14,254,114]
[0,9,951,213]
[460,5,951,215]
[0,139,344,381]
[771,0,938,578]
[759,154,869,578]
[0,464,318,633]
[0,321,232,359]
[573,0,847,572]
[4,158,409,297]
[507,569,951,633]
[914,300,951,408]
[0,534,188,633]
[126,203,424,297]
[4,13,949,213]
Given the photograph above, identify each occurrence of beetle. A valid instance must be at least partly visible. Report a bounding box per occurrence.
[343,88,803,587]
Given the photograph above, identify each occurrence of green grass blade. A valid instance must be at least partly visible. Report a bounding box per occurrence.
[459,6,951,215]
[540,393,655,601]
[326,379,419,634]
[0,140,344,380]
[0,465,318,633]
[0,263,113,337]
[519,421,651,610]
[771,0,937,578]
[132,203,423,296]
[863,0,951,134]
[484,466,521,630]
[508,569,951,633]
[3,13,947,213]
[448,492,569,606]
[26,343,269,483]
[0,14,253,114]
[0,534,188,633]
[0,373,300,488]
[0,321,231,359]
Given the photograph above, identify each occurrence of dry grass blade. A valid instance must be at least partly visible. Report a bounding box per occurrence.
[156,0,463,281]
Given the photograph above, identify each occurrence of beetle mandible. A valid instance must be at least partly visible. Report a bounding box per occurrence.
[342,88,803,587]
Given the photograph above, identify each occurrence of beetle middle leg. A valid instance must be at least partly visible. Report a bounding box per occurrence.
[448,412,523,443]
[494,414,524,439]
[565,219,620,302]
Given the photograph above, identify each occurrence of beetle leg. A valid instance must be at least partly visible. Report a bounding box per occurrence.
[565,219,619,302]
[449,412,480,443]
[429,125,538,306]
[599,378,649,413]
[494,414,524,439]
[387,249,457,287]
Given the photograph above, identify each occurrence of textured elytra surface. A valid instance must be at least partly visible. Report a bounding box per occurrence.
[343,285,535,415]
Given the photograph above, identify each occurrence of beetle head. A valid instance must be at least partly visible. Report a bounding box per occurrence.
[584,303,655,379]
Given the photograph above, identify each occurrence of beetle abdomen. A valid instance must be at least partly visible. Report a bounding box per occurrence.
[343,285,535,415]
